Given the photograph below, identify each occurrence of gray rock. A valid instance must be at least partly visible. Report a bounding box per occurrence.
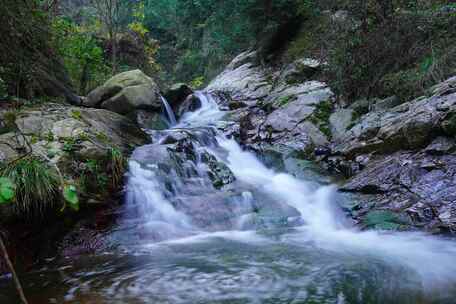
[84,85,122,108]
[329,108,354,141]
[371,96,401,112]
[176,94,202,118]
[333,89,456,157]
[164,83,193,109]
[86,70,162,115]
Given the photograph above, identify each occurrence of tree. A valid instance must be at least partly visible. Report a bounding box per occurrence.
[92,0,122,74]
[0,0,81,105]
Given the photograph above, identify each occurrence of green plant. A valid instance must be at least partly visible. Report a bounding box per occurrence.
[95,131,110,144]
[70,110,82,120]
[308,100,333,138]
[63,184,79,211]
[1,157,59,216]
[189,76,205,89]
[110,148,125,187]
[62,137,78,153]
[0,177,15,204]
[44,131,55,142]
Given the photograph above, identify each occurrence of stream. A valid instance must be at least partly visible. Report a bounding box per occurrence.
[2,92,456,303]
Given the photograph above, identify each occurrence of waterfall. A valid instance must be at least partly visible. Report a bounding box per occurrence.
[126,91,456,287]
[160,95,177,125]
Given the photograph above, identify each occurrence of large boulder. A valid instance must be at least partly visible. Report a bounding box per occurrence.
[84,70,162,115]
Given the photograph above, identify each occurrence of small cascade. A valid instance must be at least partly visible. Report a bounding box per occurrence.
[160,95,177,125]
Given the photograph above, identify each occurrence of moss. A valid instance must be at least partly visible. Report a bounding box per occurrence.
[70,109,82,120]
[308,100,333,138]
[273,95,296,108]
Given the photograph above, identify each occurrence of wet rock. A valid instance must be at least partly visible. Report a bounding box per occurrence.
[176,94,202,118]
[201,152,236,188]
[228,100,248,110]
[164,83,193,109]
[341,150,456,232]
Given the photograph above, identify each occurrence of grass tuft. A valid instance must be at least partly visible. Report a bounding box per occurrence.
[1,156,59,217]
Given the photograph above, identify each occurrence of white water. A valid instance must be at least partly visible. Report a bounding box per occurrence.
[160,95,177,125]
[132,91,456,289]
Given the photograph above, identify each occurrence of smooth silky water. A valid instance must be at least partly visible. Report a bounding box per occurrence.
[2,93,456,304]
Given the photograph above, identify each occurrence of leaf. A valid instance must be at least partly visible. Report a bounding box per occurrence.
[63,184,79,211]
[0,177,16,204]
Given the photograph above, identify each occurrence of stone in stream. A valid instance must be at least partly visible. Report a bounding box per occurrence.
[163,83,193,110]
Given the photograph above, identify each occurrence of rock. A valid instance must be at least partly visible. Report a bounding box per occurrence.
[280,58,323,84]
[329,108,354,141]
[340,149,456,232]
[176,94,202,118]
[133,110,168,130]
[84,85,122,108]
[207,51,272,101]
[201,152,236,188]
[371,96,401,112]
[164,83,193,109]
[0,103,149,226]
[333,88,456,157]
[425,137,455,155]
[86,70,162,115]
[430,76,456,97]
[228,100,248,110]
[349,98,371,115]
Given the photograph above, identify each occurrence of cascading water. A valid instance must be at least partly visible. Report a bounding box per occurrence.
[4,91,456,303]
[160,95,177,125]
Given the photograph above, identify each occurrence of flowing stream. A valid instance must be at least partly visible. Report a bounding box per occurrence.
[2,92,456,303]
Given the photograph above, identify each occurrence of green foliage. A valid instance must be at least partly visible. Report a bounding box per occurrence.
[52,17,111,94]
[320,1,456,101]
[63,184,79,211]
[62,137,79,153]
[70,110,82,120]
[189,76,205,89]
[1,157,59,216]
[110,147,126,188]
[0,177,16,205]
